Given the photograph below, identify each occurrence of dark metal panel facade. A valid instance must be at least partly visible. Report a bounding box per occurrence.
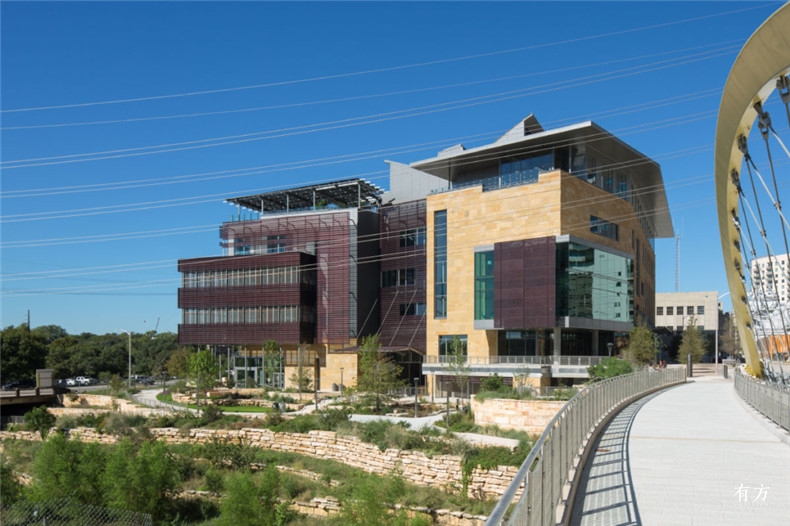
[378,200,427,353]
[494,237,556,329]
[179,210,379,347]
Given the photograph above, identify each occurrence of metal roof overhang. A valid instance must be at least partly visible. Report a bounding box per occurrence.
[411,122,674,239]
[226,178,383,213]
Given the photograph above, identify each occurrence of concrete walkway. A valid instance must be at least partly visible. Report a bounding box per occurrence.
[570,377,790,525]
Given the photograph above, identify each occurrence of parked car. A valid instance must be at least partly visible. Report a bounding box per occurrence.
[75,376,97,386]
[1,379,36,391]
[65,378,76,386]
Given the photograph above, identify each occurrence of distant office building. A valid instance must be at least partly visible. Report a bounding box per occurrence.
[178,114,674,391]
[655,291,719,333]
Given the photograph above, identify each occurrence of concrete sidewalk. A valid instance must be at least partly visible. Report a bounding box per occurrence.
[570,378,790,525]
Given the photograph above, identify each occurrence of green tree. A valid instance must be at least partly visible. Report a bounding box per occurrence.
[588,357,634,381]
[678,316,707,363]
[24,406,56,440]
[289,364,313,392]
[337,473,412,525]
[29,434,106,506]
[0,324,48,381]
[189,349,219,407]
[719,314,743,360]
[219,468,280,526]
[31,324,68,345]
[446,336,471,399]
[262,339,282,388]
[357,335,404,412]
[624,325,657,366]
[0,455,23,506]
[103,439,179,520]
[167,347,191,379]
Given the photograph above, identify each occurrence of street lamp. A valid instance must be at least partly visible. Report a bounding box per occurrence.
[607,342,614,357]
[414,377,419,418]
[118,329,132,389]
[340,367,344,397]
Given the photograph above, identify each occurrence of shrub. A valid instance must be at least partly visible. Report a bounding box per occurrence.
[203,467,225,494]
[588,357,634,381]
[479,374,505,393]
[0,455,23,506]
[23,406,56,440]
[219,468,280,526]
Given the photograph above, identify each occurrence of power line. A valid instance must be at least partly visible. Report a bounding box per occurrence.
[1,4,766,114]
[1,45,737,169]
[2,41,739,131]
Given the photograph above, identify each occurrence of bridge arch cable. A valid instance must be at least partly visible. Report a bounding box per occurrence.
[716,1,790,385]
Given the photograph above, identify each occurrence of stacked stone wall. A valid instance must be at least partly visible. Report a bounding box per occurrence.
[471,397,564,434]
[0,427,522,500]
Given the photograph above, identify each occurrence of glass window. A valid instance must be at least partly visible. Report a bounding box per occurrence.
[555,241,633,322]
[657,306,663,316]
[400,303,427,316]
[687,306,694,315]
[666,306,674,315]
[400,228,426,247]
[677,306,683,315]
[697,306,705,315]
[438,335,467,357]
[590,216,619,241]
[266,234,286,254]
[434,211,447,318]
[474,251,495,320]
[498,152,552,188]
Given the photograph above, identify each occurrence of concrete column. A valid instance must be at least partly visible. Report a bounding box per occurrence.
[553,327,561,363]
[592,329,599,356]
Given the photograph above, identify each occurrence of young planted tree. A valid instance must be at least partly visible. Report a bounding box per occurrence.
[357,334,404,412]
[189,349,218,414]
[624,325,657,366]
[679,316,707,363]
[719,314,744,361]
[446,336,471,399]
[262,339,282,389]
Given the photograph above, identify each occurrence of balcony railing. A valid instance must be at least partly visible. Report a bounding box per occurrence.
[423,355,606,367]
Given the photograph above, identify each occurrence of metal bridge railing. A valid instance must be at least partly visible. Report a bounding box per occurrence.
[485,367,686,526]
[734,367,790,431]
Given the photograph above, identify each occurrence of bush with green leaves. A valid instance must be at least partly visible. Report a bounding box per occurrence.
[219,468,281,526]
[479,373,506,393]
[23,406,56,440]
[199,437,256,470]
[103,438,180,520]
[1,455,23,506]
[29,433,106,506]
[588,357,634,381]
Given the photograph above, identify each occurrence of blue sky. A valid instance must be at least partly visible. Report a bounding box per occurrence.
[1,2,783,335]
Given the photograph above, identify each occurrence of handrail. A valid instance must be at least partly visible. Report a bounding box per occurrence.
[485,367,686,525]
[734,367,790,431]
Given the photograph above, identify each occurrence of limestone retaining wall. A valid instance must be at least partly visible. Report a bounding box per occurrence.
[0,427,522,500]
[472,397,565,434]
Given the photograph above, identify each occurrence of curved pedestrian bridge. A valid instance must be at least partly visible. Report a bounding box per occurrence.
[569,375,789,525]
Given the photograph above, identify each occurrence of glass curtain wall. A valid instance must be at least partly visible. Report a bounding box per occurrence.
[474,250,494,320]
[556,242,633,322]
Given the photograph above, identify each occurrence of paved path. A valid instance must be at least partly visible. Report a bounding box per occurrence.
[570,377,790,525]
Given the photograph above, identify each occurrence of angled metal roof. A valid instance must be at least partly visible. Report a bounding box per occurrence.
[226,178,383,213]
[410,118,674,239]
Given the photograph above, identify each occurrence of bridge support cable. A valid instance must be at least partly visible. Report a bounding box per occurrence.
[715,2,790,383]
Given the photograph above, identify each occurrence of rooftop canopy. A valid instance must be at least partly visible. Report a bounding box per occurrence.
[226,178,383,214]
